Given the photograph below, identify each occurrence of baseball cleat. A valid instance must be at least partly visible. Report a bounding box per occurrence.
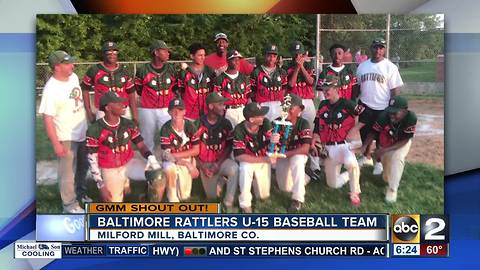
[81,195,93,203]
[350,192,361,207]
[288,200,303,212]
[385,188,397,203]
[373,162,384,175]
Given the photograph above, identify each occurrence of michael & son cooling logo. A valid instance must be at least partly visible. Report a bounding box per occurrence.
[14,242,62,259]
[391,215,449,244]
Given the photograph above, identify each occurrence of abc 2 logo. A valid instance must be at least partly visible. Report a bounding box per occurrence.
[391,215,449,244]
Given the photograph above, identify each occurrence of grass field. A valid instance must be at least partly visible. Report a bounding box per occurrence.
[37,162,444,214]
[399,62,437,82]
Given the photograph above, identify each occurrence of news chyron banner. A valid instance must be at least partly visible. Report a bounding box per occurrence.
[25,203,449,259]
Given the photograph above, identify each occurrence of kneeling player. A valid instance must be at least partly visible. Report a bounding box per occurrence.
[233,102,275,213]
[313,76,361,206]
[157,98,200,202]
[362,96,416,203]
[273,94,312,212]
[86,92,161,202]
[193,92,238,212]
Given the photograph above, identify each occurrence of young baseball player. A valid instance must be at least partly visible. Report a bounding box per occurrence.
[158,98,200,202]
[38,50,89,213]
[81,41,135,123]
[356,38,404,175]
[133,40,179,152]
[318,43,359,101]
[214,49,252,127]
[233,102,275,213]
[86,92,161,203]
[250,44,288,121]
[361,96,416,203]
[177,43,216,121]
[204,32,254,76]
[272,94,313,212]
[313,76,362,207]
[193,92,238,212]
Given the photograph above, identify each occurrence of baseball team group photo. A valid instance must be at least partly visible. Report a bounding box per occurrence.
[35,14,444,214]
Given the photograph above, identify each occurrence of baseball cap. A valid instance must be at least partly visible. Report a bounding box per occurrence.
[214,32,228,42]
[372,37,386,47]
[99,92,127,110]
[48,50,75,68]
[386,96,408,113]
[102,41,119,52]
[206,92,229,105]
[265,44,279,55]
[150,40,170,53]
[227,49,243,60]
[168,98,186,110]
[243,102,269,120]
[285,94,305,110]
[319,75,340,90]
[290,41,305,55]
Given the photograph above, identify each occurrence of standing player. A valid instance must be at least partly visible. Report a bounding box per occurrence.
[361,96,416,203]
[86,92,161,203]
[39,50,89,213]
[233,102,275,213]
[193,92,238,212]
[356,38,404,175]
[134,40,178,152]
[158,98,200,202]
[312,76,362,206]
[82,41,135,122]
[214,49,251,127]
[318,43,359,100]
[177,43,216,120]
[204,32,254,76]
[273,94,313,212]
[250,44,288,121]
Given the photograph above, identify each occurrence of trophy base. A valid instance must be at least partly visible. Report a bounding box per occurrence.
[267,152,287,159]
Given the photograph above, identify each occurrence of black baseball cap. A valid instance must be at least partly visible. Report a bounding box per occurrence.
[99,92,127,111]
[102,41,119,52]
[290,41,305,55]
[206,92,229,105]
[243,102,269,120]
[265,44,279,55]
[150,40,170,53]
[168,98,186,110]
[386,96,408,113]
[372,38,386,47]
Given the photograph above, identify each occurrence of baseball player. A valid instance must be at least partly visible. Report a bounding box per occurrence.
[193,92,238,212]
[355,38,404,175]
[134,40,179,152]
[318,43,359,100]
[204,32,254,76]
[312,76,362,207]
[250,44,288,121]
[213,49,252,127]
[86,92,161,203]
[361,96,416,203]
[285,41,316,127]
[158,98,200,202]
[272,94,313,212]
[82,41,135,123]
[233,102,275,213]
[38,50,89,213]
[177,43,216,120]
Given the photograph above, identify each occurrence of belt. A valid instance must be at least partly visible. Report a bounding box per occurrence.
[326,141,346,145]
[226,105,244,109]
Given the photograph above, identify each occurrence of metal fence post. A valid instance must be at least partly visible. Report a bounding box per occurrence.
[386,13,391,59]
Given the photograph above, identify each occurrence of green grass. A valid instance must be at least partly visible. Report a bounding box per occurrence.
[37,162,444,214]
[36,116,56,161]
[399,62,437,82]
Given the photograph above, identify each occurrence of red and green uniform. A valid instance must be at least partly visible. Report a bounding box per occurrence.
[159,120,199,153]
[314,99,357,143]
[372,111,417,148]
[204,53,254,75]
[82,64,134,108]
[177,66,216,119]
[192,116,233,163]
[134,63,178,109]
[86,118,142,168]
[250,66,287,103]
[285,61,315,99]
[318,64,357,100]
[233,118,272,157]
[213,73,251,107]
[274,117,312,151]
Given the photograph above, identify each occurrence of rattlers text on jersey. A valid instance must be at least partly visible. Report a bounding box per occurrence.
[372,111,417,148]
[213,72,251,107]
[135,63,178,109]
[177,66,216,119]
[250,66,287,103]
[82,63,134,108]
[285,60,315,99]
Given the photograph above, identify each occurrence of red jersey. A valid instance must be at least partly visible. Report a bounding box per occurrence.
[314,99,357,143]
[285,61,315,99]
[204,53,254,76]
[134,63,178,109]
[159,120,199,153]
[250,66,287,103]
[177,66,216,119]
[193,116,233,163]
[213,72,251,107]
[82,63,134,108]
[318,64,357,100]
